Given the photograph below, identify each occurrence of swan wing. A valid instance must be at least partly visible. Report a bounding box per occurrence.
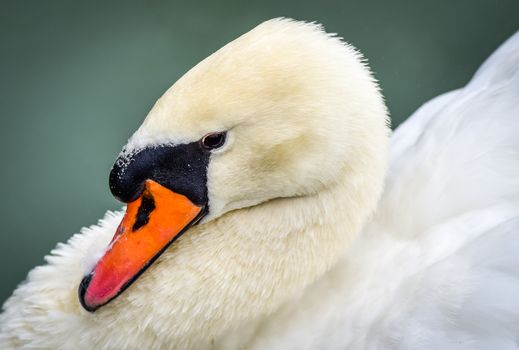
[249,32,519,350]
[363,31,519,349]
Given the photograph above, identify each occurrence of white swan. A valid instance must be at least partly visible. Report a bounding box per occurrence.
[1,18,518,349]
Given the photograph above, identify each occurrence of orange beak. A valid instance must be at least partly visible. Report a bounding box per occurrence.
[79,179,204,312]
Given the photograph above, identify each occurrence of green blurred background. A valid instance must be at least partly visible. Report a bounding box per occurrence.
[0,0,518,304]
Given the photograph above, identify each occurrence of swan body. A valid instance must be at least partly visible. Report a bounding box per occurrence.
[1,19,518,350]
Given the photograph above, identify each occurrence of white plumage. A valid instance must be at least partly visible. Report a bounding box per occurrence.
[0,19,518,349]
[252,31,519,349]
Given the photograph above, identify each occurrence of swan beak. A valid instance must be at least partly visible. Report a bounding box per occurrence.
[78,179,205,312]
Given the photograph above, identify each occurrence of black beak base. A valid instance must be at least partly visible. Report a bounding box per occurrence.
[109,142,210,206]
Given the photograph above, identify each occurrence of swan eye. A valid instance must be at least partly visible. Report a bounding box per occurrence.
[200,132,226,150]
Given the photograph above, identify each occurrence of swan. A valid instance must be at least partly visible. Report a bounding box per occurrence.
[1,18,518,349]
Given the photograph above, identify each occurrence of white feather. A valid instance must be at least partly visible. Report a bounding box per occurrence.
[0,20,518,350]
[246,31,519,350]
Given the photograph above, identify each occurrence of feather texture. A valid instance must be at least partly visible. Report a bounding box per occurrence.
[0,20,518,350]
[246,31,519,350]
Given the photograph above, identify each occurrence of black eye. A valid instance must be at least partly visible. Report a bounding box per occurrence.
[200,132,226,150]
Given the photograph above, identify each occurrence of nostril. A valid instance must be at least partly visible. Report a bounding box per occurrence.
[132,192,155,231]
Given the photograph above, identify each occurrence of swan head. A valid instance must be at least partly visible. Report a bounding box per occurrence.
[78,18,389,344]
